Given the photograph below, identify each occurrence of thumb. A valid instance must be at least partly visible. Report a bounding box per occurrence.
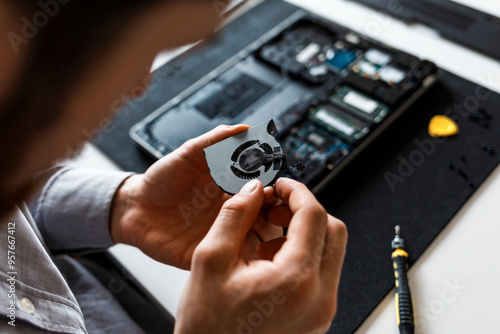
[195,180,264,268]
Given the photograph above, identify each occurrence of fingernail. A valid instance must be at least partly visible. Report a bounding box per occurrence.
[230,124,249,129]
[276,177,295,185]
[275,177,286,186]
[276,177,298,192]
[241,180,259,193]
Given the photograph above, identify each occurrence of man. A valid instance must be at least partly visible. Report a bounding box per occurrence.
[0,0,347,333]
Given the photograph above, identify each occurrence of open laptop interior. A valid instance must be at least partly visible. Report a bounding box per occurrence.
[130,9,439,192]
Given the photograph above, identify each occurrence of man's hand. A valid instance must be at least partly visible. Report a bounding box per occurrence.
[175,177,347,334]
[110,125,283,270]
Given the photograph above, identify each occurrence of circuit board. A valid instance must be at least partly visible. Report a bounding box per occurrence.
[280,121,350,185]
[256,17,439,188]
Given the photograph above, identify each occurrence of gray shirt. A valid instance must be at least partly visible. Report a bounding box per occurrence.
[0,168,144,333]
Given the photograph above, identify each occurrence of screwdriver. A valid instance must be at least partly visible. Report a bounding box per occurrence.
[391,225,415,334]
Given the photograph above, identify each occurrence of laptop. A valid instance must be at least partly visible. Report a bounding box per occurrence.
[129,2,440,192]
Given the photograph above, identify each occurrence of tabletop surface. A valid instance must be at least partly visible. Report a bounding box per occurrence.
[66,1,500,333]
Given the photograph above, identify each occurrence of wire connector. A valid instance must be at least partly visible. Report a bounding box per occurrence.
[265,153,305,174]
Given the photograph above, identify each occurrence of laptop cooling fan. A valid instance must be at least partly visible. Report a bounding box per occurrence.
[204,119,303,194]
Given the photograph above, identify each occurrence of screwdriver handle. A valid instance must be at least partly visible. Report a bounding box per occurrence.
[392,249,414,334]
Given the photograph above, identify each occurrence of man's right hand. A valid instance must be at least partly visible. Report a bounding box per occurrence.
[175,177,347,334]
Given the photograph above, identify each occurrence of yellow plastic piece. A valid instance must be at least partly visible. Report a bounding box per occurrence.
[392,249,409,259]
[428,115,459,137]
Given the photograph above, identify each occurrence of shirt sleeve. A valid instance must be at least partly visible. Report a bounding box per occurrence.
[29,167,134,253]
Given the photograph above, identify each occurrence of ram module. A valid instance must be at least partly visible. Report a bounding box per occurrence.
[308,104,370,143]
[330,85,390,123]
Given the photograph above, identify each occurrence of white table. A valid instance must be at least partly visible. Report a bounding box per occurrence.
[68,1,500,332]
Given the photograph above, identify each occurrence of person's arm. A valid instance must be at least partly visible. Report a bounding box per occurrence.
[27,125,281,264]
[29,167,133,253]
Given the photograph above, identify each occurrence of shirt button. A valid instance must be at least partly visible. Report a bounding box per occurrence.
[20,298,35,314]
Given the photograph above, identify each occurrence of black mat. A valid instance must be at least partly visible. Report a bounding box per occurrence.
[319,71,500,333]
[92,1,500,333]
